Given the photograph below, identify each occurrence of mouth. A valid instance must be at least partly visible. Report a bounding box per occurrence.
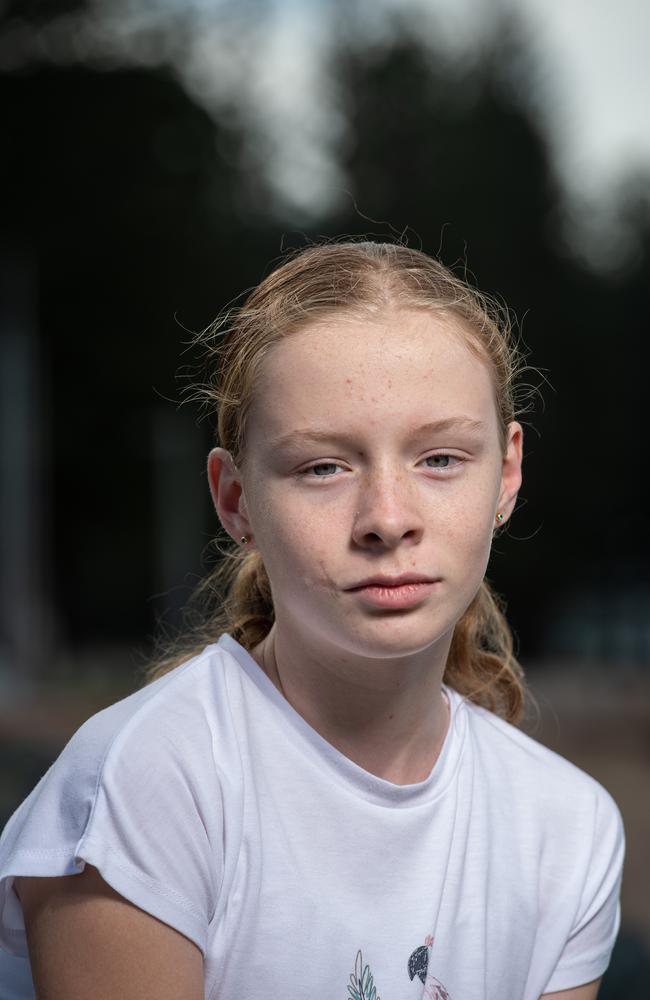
[345,578,441,609]
[345,574,438,591]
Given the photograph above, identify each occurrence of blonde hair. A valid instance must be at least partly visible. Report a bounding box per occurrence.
[140,238,532,723]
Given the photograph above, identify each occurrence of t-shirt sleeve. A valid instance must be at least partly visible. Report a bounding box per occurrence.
[542,783,625,994]
[0,696,224,960]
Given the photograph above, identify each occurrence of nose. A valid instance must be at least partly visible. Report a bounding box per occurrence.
[351,465,425,549]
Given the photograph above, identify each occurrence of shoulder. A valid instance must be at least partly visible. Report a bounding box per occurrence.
[64,641,237,776]
[0,642,246,958]
[4,641,245,853]
[453,691,625,933]
[455,691,623,836]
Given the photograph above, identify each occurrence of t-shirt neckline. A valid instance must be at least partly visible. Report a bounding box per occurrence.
[214,632,466,808]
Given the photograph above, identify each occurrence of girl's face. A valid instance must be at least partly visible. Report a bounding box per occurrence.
[212,308,522,663]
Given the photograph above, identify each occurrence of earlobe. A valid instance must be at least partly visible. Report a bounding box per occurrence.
[207,447,252,543]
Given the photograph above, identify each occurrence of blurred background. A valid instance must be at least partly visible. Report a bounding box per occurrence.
[1,0,648,992]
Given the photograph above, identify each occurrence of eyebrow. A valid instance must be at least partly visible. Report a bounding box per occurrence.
[268,417,486,451]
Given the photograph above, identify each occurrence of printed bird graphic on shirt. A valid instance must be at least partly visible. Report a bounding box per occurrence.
[407,936,451,1000]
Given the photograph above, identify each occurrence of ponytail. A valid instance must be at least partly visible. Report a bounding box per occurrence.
[446,580,524,723]
[225,549,274,650]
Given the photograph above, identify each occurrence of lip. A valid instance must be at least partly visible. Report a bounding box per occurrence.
[345,573,437,590]
[348,580,440,609]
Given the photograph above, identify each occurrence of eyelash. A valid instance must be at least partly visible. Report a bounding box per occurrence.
[299,454,463,479]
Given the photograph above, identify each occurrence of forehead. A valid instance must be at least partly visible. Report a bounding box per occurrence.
[247,308,497,440]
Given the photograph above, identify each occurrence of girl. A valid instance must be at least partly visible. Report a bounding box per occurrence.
[0,240,624,999]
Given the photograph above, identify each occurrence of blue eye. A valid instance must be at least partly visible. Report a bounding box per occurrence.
[424,454,455,469]
[304,462,342,478]
[301,455,460,478]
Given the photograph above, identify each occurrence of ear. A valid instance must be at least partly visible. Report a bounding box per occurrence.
[497,421,523,520]
[207,447,254,545]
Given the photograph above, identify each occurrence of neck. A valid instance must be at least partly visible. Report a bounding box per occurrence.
[251,622,451,785]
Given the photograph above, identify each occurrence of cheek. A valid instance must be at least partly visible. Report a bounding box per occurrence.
[250,491,332,586]
[444,522,493,592]
[443,484,498,568]
[453,502,496,545]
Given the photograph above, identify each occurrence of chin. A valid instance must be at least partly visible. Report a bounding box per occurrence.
[336,617,454,660]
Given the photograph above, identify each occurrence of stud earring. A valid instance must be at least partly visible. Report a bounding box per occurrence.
[240,535,249,545]
[495,512,505,523]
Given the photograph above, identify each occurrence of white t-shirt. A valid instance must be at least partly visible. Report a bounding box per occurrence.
[0,634,624,999]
